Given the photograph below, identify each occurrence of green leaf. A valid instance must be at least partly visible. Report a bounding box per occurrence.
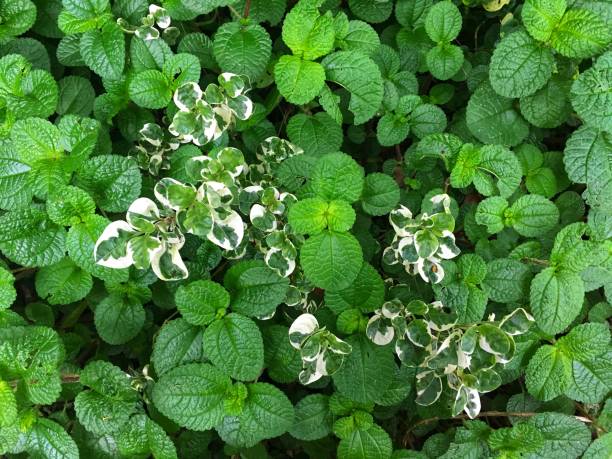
[475,196,508,234]
[216,382,294,448]
[557,322,610,361]
[321,51,384,124]
[582,432,612,459]
[426,43,463,81]
[337,424,393,459]
[176,280,229,326]
[274,55,325,105]
[0,379,17,427]
[202,313,264,381]
[75,360,138,435]
[75,155,142,212]
[301,230,363,291]
[287,112,342,157]
[0,266,16,310]
[526,412,591,459]
[489,29,554,98]
[340,20,381,56]
[507,194,559,237]
[58,0,110,34]
[223,260,289,318]
[570,51,612,133]
[263,324,301,384]
[466,83,529,146]
[80,22,125,79]
[213,21,271,81]
[522,0,566,42]
[361,173,400,216]
[520,76,572,129]
[377,112,409,147]
[46,185,95,226]
[0,208,66,268]
[128,69,172,109]
[565,351,612,403]
[311,152,365,203]
[325,262,385,313]
[289,394,333,441]
[550,8,612,59]
[424,1,462,43]
[56,75,95,116]
[151,318,204,377]
[0,146,32,210]
[563,126,612,210]
[281,0,335,60]
[348,0,392,24]
[25,418,79,459]
[289,197,356,234]
[530,268,584,335]
[35,258,92,305]
[333,335,396,403]
[153,363,232,431]
[116,414,178,459]
[483,258,532,303]
[94,291,146,345]
[525,344,571,401]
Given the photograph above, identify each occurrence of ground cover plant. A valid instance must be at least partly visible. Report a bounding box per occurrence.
[0,0,611,457]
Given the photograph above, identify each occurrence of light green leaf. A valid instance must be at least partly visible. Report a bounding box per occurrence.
[214,21,271,81]
[75,360,138,435]
[489,29,554,98]
[361,173,400,216]
[153,363,232,431]
[558,322,610,361]
[466,83,529,146]
[426,43,463,81]
[0,267,15,310]
[525,412,591,459]
[475,196,508,234]
[0,208,66,268]
[151,318,204,377]
[289,394,333,441]
[565,351,612,404]
[176,280,229,326]
[525,344,571,401]
[281,0,334,60]
[570,51,612,133]
[35,258,92,305]
[522,0,566,42]
[530,268,584,335]
[338,424,393,459]
[75,155,142,212]
[223,260,289,318]
[287,112,342,157]
[311,152,365,203]
[25,418,79,459]
[325,262,385,313]
[550,8,612,59]
[202,313,264,381]
[321,51,384,124]
[94,291,146,345]
[483,258,532,303]
[424,0,462,43]
[80,22,125,79]
[301,230,363,291]
[333,335,395,403]
[128,69,172,109]
[508,194,559,237]
[274,55,325,105]
[216,382,294,448]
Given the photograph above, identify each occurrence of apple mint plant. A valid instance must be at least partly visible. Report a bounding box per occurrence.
[0,0,611,458]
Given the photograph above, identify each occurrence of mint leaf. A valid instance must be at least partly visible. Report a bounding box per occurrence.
[202,313,264,381]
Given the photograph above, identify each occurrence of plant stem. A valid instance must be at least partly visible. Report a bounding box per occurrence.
[521,257,550,266]
[243,0,251,18]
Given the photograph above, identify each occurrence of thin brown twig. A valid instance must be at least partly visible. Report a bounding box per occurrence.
[243,0,252,18]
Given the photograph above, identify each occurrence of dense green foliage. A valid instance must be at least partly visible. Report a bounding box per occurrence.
[0,0,611,458]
